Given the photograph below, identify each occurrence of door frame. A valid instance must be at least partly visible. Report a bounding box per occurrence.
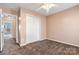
[0,13,19,51]
[0,14,4,51]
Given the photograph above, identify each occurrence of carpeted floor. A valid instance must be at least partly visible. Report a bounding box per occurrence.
[0,39,79,55]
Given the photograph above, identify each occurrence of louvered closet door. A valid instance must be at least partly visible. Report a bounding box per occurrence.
[26,15,41,44]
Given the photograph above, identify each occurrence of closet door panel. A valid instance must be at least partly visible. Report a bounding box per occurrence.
[26,15,41,44]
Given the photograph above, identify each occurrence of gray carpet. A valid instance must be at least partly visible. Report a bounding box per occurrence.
[0,39,79,55]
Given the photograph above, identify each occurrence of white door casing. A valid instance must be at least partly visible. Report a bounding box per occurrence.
[0,14,4,51]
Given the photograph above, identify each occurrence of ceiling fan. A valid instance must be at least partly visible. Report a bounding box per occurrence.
[37,3,57,13]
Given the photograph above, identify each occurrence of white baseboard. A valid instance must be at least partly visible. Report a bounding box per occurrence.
[26,39,45,44]
[19,43,27,47]
[18,38,79,47]
[47,38,79,47]
[19,39,45,47]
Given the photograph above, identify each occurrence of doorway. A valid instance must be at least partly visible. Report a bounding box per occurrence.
[0,13,19,51]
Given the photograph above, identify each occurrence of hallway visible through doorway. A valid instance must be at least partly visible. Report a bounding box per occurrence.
[0,13,18,51]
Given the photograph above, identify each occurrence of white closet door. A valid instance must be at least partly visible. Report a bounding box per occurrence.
[26,15,41,44]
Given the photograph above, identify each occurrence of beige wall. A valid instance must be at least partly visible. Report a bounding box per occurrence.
[12,20,16,38]
[19,8,46,46]
[47,5,79,47]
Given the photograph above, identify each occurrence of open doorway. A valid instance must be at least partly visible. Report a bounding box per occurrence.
[3,13,16,40]
[0,13,19,52]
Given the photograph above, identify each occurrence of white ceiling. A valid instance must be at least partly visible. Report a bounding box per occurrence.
[0,3,78,16]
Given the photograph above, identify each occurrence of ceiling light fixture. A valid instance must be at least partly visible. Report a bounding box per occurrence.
[37,3,56,13]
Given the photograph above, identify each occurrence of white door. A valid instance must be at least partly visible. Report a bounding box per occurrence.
[26,15,41,44]
[0,14,4,51]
